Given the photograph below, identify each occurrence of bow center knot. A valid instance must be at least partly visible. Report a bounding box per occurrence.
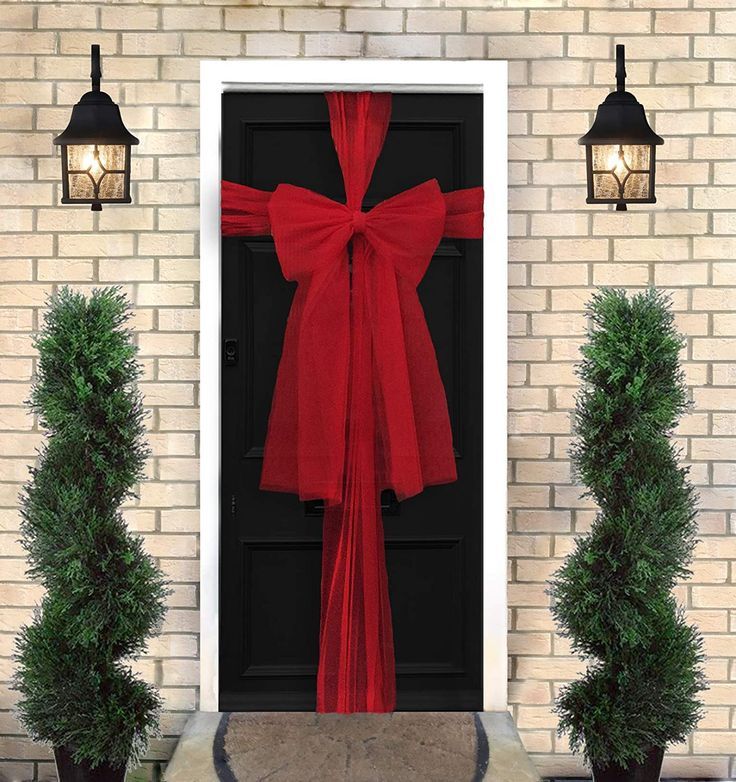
[351,210,367,235]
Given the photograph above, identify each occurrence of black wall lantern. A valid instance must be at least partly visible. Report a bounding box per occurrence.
[53,45,139,211]
[579,45,663,211]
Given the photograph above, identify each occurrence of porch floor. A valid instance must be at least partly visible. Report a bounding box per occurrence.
[164,710,541,782]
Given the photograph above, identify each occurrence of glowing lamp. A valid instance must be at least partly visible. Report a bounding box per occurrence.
[579,45,663,211]
[53,45,138,211]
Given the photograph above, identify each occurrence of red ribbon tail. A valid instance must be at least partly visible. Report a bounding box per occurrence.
[316,242,396,714]
[318,490,396,713]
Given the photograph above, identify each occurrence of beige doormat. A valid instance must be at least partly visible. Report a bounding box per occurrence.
[217,712,488,782]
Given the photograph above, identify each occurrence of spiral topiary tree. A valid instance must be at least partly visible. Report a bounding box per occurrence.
[15,287,168,774]
[549,288,706,774]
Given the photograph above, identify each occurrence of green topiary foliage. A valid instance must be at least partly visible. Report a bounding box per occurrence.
[549,288,706,769]
[15,287,168,770]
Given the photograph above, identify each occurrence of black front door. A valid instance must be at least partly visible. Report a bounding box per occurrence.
[220,92,483,711]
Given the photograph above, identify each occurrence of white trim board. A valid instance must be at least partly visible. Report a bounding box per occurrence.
[199,59,508,713]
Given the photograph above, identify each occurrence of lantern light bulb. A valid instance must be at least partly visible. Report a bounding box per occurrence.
[607,146,628,180]
[83,146,105,182]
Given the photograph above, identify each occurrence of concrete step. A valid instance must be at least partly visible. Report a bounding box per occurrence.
[164,711,540,782]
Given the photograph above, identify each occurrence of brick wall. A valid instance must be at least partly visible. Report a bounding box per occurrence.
[0,2,734,780]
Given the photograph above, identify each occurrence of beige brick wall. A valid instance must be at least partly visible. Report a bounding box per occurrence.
[0,1,734,780]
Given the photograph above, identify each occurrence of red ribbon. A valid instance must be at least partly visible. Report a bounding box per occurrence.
[222,92,483,712]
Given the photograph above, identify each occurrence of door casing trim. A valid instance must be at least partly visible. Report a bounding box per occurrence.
[200,59,508,712]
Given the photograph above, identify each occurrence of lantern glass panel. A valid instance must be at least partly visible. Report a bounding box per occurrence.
[65,143,128,202]
[591,144,651,201]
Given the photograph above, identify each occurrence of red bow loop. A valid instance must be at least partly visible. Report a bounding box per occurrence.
[364,179,446,287]
[268,184,354,282]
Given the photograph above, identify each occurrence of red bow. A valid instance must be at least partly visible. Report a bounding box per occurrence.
[269,179,446,284]
[266,179,448,507]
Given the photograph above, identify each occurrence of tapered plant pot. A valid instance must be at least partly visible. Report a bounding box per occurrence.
[592,747,665,782]
[54,747,126,782]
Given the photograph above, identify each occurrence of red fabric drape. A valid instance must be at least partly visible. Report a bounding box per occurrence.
[222,92,483,713]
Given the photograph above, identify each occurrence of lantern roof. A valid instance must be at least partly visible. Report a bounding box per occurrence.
[579,44,663,148]
[53,44,138,147]
[578,88,663,147]
[53,89,139,147]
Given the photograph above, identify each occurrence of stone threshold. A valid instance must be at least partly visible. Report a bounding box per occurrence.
[164,711,541,782]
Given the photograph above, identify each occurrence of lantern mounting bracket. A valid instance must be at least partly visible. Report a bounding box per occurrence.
[90,44,101,92]
[615,44,626,93]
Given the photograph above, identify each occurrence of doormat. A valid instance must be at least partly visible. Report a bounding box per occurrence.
[215,712,488,782]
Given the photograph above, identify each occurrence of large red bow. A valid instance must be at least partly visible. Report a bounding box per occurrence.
[222,92,482,713]
[265,179,448,508]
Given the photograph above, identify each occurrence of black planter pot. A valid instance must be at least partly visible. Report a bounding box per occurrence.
[54,747,126,782]
[592,747,665,782]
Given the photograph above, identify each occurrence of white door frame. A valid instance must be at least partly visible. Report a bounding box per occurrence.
[199,59,508,713]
